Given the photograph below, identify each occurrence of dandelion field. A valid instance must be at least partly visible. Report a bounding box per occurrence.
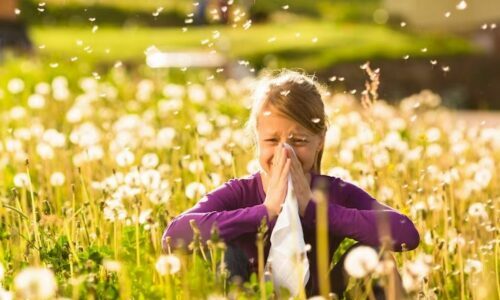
[0,59,498,299]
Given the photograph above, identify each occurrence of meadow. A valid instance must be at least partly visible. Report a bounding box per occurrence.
[0,58,498,299]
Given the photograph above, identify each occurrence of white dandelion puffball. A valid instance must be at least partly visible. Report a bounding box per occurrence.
[155,255,181,275]
[50,172,66,187]
[344,246,379,278]
[185,182,206,199]
[474,168,492,188]
[464,259,483,274]
[141,153,159,168]
[156,127,176,148]
[116,149,135,167]
[7,78,25,94]
[467,203,488,220]
[14,267,57,300]
[0,261,4,280]
[13,173,30,188]
[103,259,122,272]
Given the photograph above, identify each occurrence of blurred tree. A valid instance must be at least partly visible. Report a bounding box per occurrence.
[0,0,33,53]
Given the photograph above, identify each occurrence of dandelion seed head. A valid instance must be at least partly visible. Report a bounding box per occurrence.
[50,172,66,187]
[185,182,206,199]
[0,262,4,280]
[116,149,135,167]
[27,94,46,109]
[36,142,54,159]
[155,255,181,275]
[14,267,57,300]
[468,202,488,220]
[344,246,379,278]
[13,173,30,188]
[103,259,121,272]
[7,78,24,94]
[464,259,482,274]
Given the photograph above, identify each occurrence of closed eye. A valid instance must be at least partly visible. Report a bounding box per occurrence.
[290,138,308,144]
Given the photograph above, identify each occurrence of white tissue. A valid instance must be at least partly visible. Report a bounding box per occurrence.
[265,143,310,296]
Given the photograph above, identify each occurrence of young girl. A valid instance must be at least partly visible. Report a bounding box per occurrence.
[163,70,420,298]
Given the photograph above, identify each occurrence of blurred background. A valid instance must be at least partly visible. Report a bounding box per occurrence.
[1,0,499,110]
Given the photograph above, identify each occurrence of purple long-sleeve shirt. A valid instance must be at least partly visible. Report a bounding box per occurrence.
[163,171,420,285]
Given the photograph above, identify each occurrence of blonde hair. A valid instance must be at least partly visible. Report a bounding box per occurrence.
[244,69,329,173]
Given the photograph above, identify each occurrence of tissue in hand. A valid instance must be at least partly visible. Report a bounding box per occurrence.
[265,143,310,296]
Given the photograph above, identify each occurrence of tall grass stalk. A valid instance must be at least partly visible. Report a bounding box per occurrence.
[313,177,331,297]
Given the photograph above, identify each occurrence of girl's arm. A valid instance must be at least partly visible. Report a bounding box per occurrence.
[162,179,270,250]
[301,178,420,251]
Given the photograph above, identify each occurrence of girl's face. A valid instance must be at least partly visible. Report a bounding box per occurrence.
[256,104,325,176]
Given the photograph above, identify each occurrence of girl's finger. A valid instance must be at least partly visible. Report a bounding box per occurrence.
[280,158,291,183]
[277,146,288,177]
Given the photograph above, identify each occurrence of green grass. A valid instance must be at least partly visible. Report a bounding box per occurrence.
[30,21,475,70]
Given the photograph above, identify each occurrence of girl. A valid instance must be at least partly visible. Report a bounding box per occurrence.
[163,70,420,298]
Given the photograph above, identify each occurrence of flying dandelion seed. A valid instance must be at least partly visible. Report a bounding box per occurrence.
[243,20,252,30]
[442,65,450,72]
[430,60,437,65]
[403,54,410,60]
[311,118,321,123]
[312,37,318,43]
[400,22,406,27]
[421,48,428,52]
[15,8,21,15]
[268,36,276,43]
[263,111,272,116]
[282,5,289,10]
[481,23,488,30]
[329,76,337,82]
[445,11,451,18]
[92,25,98,33]
[456,0,467,10]
[280,90,290,96]
[491,23,497,29]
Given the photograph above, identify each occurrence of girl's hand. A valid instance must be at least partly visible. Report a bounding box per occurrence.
[286,145,313,217]
[263,145,292,220]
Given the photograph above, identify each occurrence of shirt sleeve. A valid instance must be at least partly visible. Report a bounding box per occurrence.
[301,177,420,251]
[162,179,270,250]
